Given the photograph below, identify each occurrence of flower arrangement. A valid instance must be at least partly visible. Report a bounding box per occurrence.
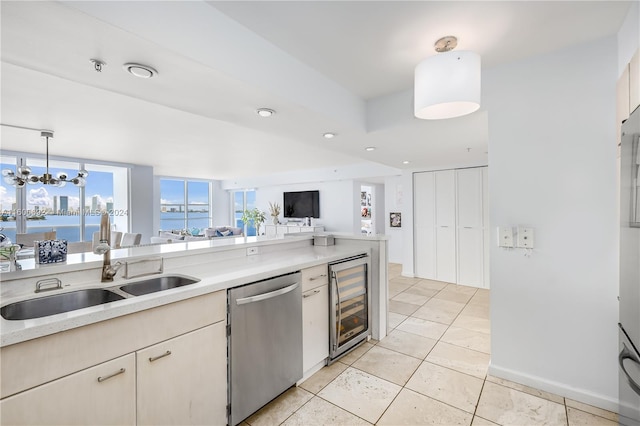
[268,202,281,225]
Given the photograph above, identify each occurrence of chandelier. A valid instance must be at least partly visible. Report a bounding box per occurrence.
[2,131,88,187]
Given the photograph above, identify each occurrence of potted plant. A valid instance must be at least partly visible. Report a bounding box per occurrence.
[241,208,267,236]
[268,202,281,225]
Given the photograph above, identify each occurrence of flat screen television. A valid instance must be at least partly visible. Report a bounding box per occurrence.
[283,190,320,218]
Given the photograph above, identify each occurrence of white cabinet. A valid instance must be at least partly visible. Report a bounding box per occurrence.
[0,291,228,426]
[414,167,489,288]
[435,170,457,283]
[264,225,324,236]
[137,323,227,425]
[413,172,436,279]
[301,264,329,376]
[1,354,136,425]
[456,168,485,287]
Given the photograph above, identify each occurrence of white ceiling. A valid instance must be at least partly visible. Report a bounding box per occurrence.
[0,1,632,181]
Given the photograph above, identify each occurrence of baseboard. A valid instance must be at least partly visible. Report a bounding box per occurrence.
[297,359,326,385]
[488,364,619,413]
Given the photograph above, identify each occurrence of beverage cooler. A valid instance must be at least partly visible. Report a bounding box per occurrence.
[328,254,370,361]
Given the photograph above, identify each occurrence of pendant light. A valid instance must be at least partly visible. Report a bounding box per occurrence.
[414,36,481,120]
[2,131,88,187]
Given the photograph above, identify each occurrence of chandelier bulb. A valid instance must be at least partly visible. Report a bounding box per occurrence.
[28,175,40,184]
[78,169,89,178]
[17,166,31,176]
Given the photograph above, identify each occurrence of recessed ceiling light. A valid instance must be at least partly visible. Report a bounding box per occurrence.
[256,108,275,117]
[365,147,376,151]
[402,160,410,164]
[123,63,158,79]
[323,132,336,139]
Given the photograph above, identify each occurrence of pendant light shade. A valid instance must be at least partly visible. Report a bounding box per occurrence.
[414,50,481,120]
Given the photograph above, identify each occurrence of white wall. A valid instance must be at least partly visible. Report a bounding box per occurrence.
[211,180,231,226]
[254,180,357,232]
[129,165,154,244]
[485,36,619,410]
[617,0,639,76]
[384,175,404,263]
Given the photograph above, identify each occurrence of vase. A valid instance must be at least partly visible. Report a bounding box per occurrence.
[272,216,278,225]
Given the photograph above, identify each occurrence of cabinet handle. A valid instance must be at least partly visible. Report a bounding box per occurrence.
[149,350,172,362]
[303,289,321,298]
[97,368,125,383]
[309,274,327,281]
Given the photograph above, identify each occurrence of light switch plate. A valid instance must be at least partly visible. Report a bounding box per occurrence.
[498,226,514,248]
[517,227,534,248]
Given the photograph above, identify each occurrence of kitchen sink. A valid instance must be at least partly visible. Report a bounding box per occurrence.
[1,289,125,321]
[119,276,200,296]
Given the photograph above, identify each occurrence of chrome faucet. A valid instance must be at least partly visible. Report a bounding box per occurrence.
[94,213,123,282]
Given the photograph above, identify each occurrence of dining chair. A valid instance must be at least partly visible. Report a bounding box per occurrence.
[92,231,123,249]
[15,231,57,248]
[120,233,142,247]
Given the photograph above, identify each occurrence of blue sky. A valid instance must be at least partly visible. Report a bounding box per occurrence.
[160,179,209,205]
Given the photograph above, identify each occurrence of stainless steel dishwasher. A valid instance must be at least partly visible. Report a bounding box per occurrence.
[228,272,302,426]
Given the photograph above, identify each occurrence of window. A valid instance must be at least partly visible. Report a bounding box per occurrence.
[83,163,129,242]
[0,154,129,243]
[160,178,212,232]
[0,155,17,242]
[232,189,256,236]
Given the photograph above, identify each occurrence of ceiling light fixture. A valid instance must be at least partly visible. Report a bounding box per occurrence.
[323,132,336,139]
[403,160,410,165]
[414,36,481,120]
[2,131,88,188]
[365,147,376,152]
[256,108,275,117]
[123,63,158,79]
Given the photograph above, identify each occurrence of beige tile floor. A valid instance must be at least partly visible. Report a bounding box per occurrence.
[244,263,618,426]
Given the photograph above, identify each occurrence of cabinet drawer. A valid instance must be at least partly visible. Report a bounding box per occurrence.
[302,263,329,292]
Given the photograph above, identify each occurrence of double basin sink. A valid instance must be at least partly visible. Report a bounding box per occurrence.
[1,276,200,321]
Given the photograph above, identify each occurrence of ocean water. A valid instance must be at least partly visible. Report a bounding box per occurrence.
[0,212,214,243]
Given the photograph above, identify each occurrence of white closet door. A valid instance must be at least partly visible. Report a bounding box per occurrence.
[456,168,483,228]
[457,227,484,287]
[436,226,457,283]
[435,170,456,226]
[435,170,456,282]
[414,172,436,279]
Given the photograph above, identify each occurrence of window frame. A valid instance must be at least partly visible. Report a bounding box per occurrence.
[159,177,213,232]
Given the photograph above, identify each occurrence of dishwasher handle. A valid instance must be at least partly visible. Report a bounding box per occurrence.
[236,282,299,305]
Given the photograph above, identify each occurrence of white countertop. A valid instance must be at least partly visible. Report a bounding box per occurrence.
[0,244,367,347]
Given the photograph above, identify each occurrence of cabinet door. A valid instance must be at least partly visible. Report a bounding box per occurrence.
[302,284,329,373]
[456,168,483,228]
[1,354,135,426]
[457,227,484,287]
[137,322,227,426]
[435,170,456,226]
[436,226,457,283]
[265,225,277,237]
[414,172,436,279]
